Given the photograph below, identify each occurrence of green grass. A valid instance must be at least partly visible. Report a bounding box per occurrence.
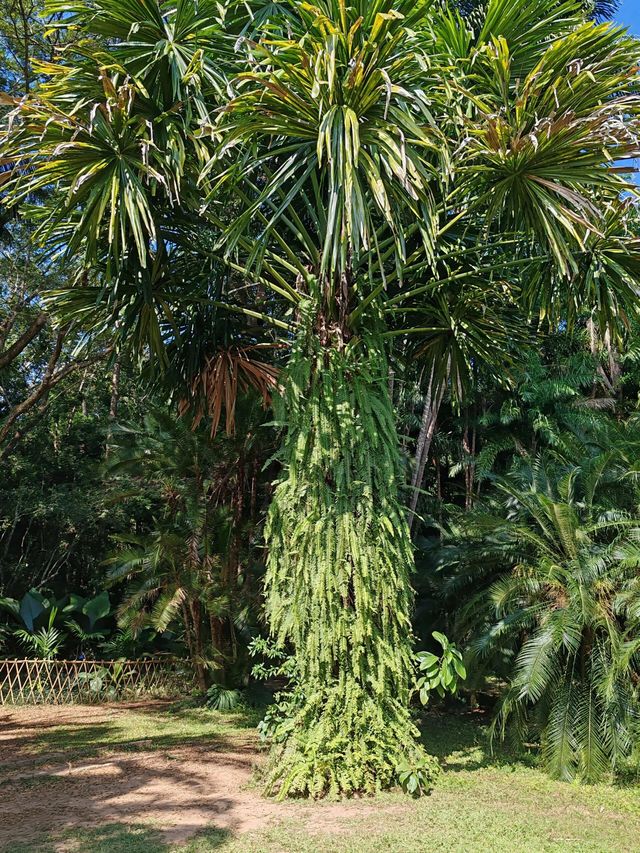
[0,773,67,793]
[2,701,259,771]
[5,705,640,853]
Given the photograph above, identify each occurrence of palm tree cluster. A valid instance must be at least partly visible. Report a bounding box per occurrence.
[105,405,270,690]
[441,436,640,782]
[2,0,640,796]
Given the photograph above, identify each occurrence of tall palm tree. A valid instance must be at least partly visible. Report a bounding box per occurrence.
[3,0,640,796]
[205,0,640,796]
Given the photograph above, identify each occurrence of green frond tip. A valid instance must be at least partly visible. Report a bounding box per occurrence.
[262,304,438,798]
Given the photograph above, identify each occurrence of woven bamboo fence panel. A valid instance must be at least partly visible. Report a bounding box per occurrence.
[0,659,195,705]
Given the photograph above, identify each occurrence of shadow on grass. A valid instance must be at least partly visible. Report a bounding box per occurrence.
[1,720,226,762]
[138,698,264,731]
[0,701,262,767]
[419,709,538,773]
[10,822,233,853]
[421,707,640,790]
[0,721,122,767]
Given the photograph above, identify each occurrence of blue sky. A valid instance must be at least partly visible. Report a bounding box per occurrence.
[617,0,640,34]
[615,2,640,177]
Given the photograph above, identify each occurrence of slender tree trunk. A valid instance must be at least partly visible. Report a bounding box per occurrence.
[189,598,207,691]
[209,612,224,654]
[105,359,121,459]
[207,553,227,683]
[604,328,621,392]
[78,367,89,417]
[229,466,243,585]
[182,600,206,691]
[182,601,196,660]
[408,365,446,533]
[588,317,617,396]
[109,360,121,419]
[0,311,47,370]
[463,412,476,511]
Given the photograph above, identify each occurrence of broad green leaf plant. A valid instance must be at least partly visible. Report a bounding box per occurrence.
[416,631,466,706]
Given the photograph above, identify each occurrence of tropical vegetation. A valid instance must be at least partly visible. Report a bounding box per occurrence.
[1,0,640,810]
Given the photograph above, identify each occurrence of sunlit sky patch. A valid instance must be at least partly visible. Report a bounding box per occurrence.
[615,2,640,179]
[616,0,640,35]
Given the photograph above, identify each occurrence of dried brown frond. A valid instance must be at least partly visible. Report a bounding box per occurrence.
[179,345,280,436]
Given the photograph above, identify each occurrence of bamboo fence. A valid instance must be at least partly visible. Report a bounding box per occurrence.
[0,658,195,705]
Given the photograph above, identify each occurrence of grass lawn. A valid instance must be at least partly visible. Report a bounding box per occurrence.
[1,701,638,853]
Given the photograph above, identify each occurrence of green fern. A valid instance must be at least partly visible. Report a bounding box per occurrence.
[262,303,439,798]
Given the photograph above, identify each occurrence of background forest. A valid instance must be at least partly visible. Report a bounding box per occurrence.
[3,0,640,796]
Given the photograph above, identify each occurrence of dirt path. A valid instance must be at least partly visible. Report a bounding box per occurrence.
[0,703,389,850]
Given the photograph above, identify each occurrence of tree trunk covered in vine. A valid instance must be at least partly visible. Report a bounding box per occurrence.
[263,301,437,797]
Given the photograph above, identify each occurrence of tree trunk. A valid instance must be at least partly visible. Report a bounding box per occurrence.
[604,328,621,392]
[0,311,47,370]
[181,601,196,660]
[182,601,206,692]
[105,359,121,459]
[209,612,225,654]
[587,317,618,396]
[408,365,446,533]
[109,360,121,419]
[463,413,476,511]
[263,307,437,798]
[189,599,207,691]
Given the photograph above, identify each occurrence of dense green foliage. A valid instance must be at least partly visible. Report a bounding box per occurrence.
[107,407,271,687]
[263,310,438,796]
[444,443,640,782]
[1,0,640,801]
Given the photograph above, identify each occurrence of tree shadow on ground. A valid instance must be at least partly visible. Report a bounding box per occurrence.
[0,699,261,771]
[419,709,538,773]
[0,703,267,852]
[134,699,263,731]
[0,718,245,768]
[0,748,254,851]
[9,822,233,853]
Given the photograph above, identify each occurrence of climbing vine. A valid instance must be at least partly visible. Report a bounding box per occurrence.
[263,302,439,797]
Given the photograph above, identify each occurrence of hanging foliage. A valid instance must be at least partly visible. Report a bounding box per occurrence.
[263,302,439,797]
[178,345,280,436]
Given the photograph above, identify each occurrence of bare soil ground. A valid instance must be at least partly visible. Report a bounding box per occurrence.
[2,702,638,853]
[0,702,389,850]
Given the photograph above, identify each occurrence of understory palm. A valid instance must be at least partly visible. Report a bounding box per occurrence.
[461,449,640,781]
[107,412,251,691]
[3,0,640,796]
